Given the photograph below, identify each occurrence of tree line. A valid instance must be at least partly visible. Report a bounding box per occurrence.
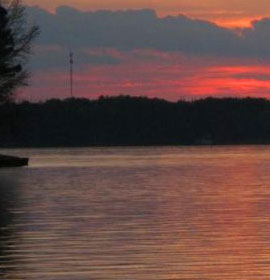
[1,95,270,147]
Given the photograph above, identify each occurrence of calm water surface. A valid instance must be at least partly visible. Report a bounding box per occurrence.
[1,146,270,279]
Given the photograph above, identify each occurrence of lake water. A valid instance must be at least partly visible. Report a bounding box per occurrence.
[1,146,270,279]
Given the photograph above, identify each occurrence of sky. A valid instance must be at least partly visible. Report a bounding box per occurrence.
[20,0,270,101]
[24,0,270,27]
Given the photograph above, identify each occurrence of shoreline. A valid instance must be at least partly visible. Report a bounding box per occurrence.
[0,143,270,149]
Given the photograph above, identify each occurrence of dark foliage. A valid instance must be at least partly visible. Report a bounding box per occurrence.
[0,0,39,103]
[0,95,270,147]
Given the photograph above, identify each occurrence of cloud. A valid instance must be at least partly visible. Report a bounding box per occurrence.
[25,5,270,58]
[234,73,270,81]
[30,45,121,71]
[23,0,270,24]
[26,6,237,54]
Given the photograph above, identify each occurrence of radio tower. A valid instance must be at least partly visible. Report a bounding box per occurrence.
[69,51,74,98]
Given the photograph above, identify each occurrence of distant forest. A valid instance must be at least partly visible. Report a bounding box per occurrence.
[1,95,270,147]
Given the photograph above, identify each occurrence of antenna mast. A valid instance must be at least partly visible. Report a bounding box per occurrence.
[69,51,74,98]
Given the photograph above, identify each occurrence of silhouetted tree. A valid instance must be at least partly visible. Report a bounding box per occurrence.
[0,0,39,103]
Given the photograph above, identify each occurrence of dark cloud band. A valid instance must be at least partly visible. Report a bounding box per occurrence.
[26,5,270,58]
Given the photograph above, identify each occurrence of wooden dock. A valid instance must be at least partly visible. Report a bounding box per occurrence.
[0,154,29,168]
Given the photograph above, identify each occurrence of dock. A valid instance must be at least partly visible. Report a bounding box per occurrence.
[0,154,29,168]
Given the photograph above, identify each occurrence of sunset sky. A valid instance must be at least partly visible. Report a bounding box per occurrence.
[20,0,270,101]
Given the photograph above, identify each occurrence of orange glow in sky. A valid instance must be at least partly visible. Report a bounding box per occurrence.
[21,1,270,100]
[22,55,270,101]
[24,0,270,28]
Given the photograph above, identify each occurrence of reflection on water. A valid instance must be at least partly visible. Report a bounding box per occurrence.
[0,174,17,278]
[1,146,270,279]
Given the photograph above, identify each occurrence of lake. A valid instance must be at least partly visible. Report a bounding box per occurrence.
[1,146,270,279]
